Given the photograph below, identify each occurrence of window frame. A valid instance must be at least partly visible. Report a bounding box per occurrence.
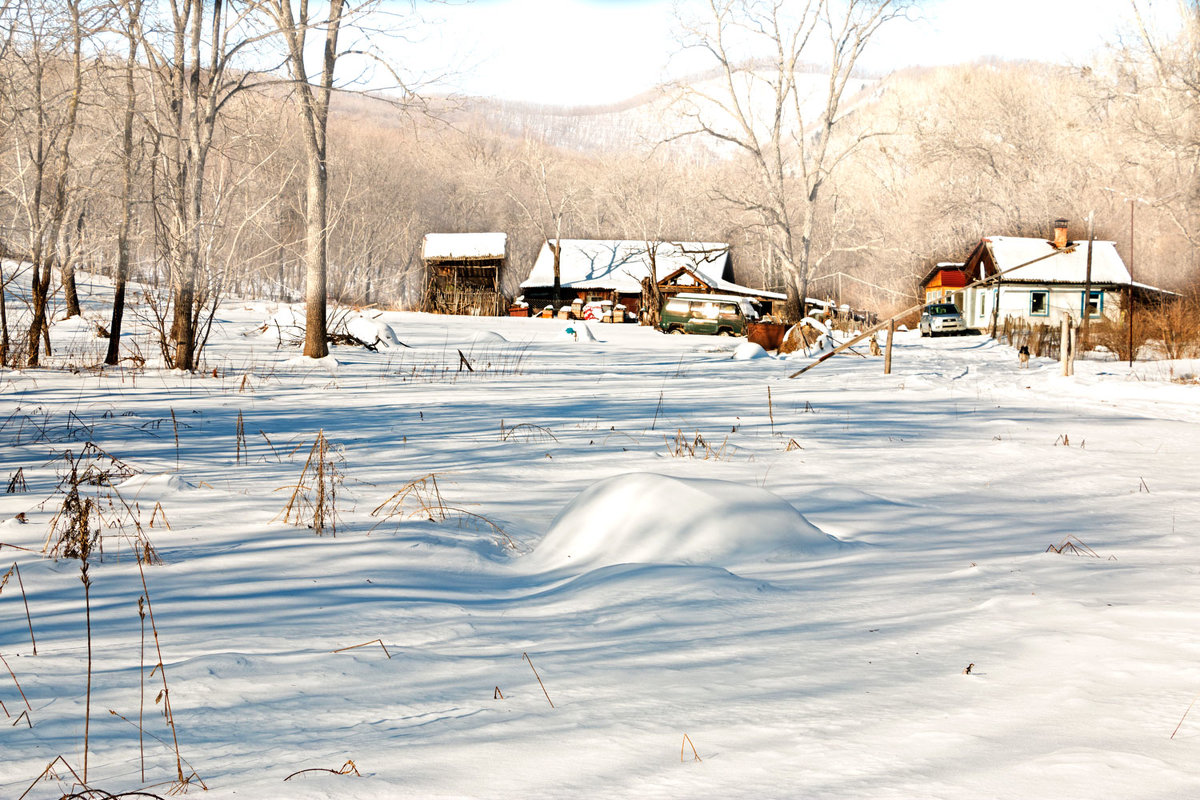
[1029,290,1049,317]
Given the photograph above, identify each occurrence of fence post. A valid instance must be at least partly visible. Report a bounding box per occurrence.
[1060,316,1070,376]
[884,319,895,375]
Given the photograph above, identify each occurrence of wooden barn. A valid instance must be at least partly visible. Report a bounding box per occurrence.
[422,233,507,316]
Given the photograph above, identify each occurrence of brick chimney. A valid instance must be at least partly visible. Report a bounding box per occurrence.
[1052,218,1069,249]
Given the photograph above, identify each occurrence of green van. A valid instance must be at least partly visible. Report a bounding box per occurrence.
[658,293,760,336]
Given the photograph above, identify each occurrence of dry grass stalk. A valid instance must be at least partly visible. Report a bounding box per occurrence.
[6,467,26,493]
[767,386,775,435]
[494,686,504,699]
[149,502,171,530]
[681,733,702,762]
[1,652,32,712]
[1171,692,1200,739]
[139,596,147,781]
[108,709,207,789]
[235,411,246,464]
[499,420,558,443]
[17,755,85,800]
[332,639,392,659]
[136,558,191,788]
[1,563,38,653]
[170,409,179,468]
[522,652,555,709]
[278,431,342,536]
[665,429,729,460]
[259,430,282,462]
[283,760,361,782]
[45,456,163,565]
[784,438,804,451]
[370,474,519,550]
[13,708,31,727]
[1045,535,1113,560]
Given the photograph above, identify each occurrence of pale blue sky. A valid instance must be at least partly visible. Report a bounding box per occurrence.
[405,0,1150,105]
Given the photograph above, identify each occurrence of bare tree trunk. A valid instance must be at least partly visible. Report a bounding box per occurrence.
[61,209,84,318]
[302,153,329,357]
[25,0,85,366]
[107,1,142,366]
[265,0,349,360]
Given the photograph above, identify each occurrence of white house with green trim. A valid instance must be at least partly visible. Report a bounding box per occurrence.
[949,231,1165,330]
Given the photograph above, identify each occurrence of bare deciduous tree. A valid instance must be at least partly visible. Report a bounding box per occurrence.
[675,0,906,319]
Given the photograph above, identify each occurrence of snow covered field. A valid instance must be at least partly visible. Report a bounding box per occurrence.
[2,272,1200,799]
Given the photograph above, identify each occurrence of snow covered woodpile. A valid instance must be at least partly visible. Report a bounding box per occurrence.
[422,232,508,316]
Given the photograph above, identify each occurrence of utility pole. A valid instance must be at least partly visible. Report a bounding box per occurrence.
[1081,211,1095,347]
[1128,200,1135,368]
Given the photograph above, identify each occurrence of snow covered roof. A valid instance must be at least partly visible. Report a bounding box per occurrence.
[521,240,733,294]
[664,264,787,301]
[983,236,1131,284]
[423,233,507,261]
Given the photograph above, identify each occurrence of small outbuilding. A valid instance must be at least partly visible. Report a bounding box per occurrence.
[422,233,507,316]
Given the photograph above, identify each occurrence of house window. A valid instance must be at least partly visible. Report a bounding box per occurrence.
[1082,291,1103,318]
[1030,290,1048,316]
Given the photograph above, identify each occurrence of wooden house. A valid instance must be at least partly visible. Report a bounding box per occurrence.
[422,233,507,316]
[655,264,786,316]
[927,221,1171,330]
[519,239,781,318]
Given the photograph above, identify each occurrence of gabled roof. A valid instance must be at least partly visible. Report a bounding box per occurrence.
[520,240,732,294]
[423,233,507,261]
[971,236,1131,284]
[660,264,787,301]
[919,262,966,287]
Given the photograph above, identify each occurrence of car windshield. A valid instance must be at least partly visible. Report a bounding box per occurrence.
[927,304,960,315]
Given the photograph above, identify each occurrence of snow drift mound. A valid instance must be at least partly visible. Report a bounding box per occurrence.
[346,315,403,349]
[528,473,842,572]
[732,342,769,360]
[472,330,509,345]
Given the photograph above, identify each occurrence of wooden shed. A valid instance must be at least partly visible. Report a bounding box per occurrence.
[422,233,507,316]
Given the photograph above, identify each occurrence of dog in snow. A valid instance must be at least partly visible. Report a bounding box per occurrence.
[1018,344,1030,368]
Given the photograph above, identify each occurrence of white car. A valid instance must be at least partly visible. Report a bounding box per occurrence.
[919,302,966,336]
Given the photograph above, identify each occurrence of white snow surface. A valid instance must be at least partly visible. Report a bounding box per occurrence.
[529,473,841,571]
[2,268,1200,799]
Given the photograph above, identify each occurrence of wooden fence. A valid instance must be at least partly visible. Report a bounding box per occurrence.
[996,317,1065,360]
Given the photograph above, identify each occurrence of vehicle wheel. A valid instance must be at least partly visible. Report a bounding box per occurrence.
[670,327,685,335]
[718,329,733,337]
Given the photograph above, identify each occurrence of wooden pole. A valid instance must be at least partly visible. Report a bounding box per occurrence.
[884,319,895,375]
[1060,315,1070,376]
[1069,325,1077,376]
[1128,199,1135,368]
[1081,211,1095,348]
